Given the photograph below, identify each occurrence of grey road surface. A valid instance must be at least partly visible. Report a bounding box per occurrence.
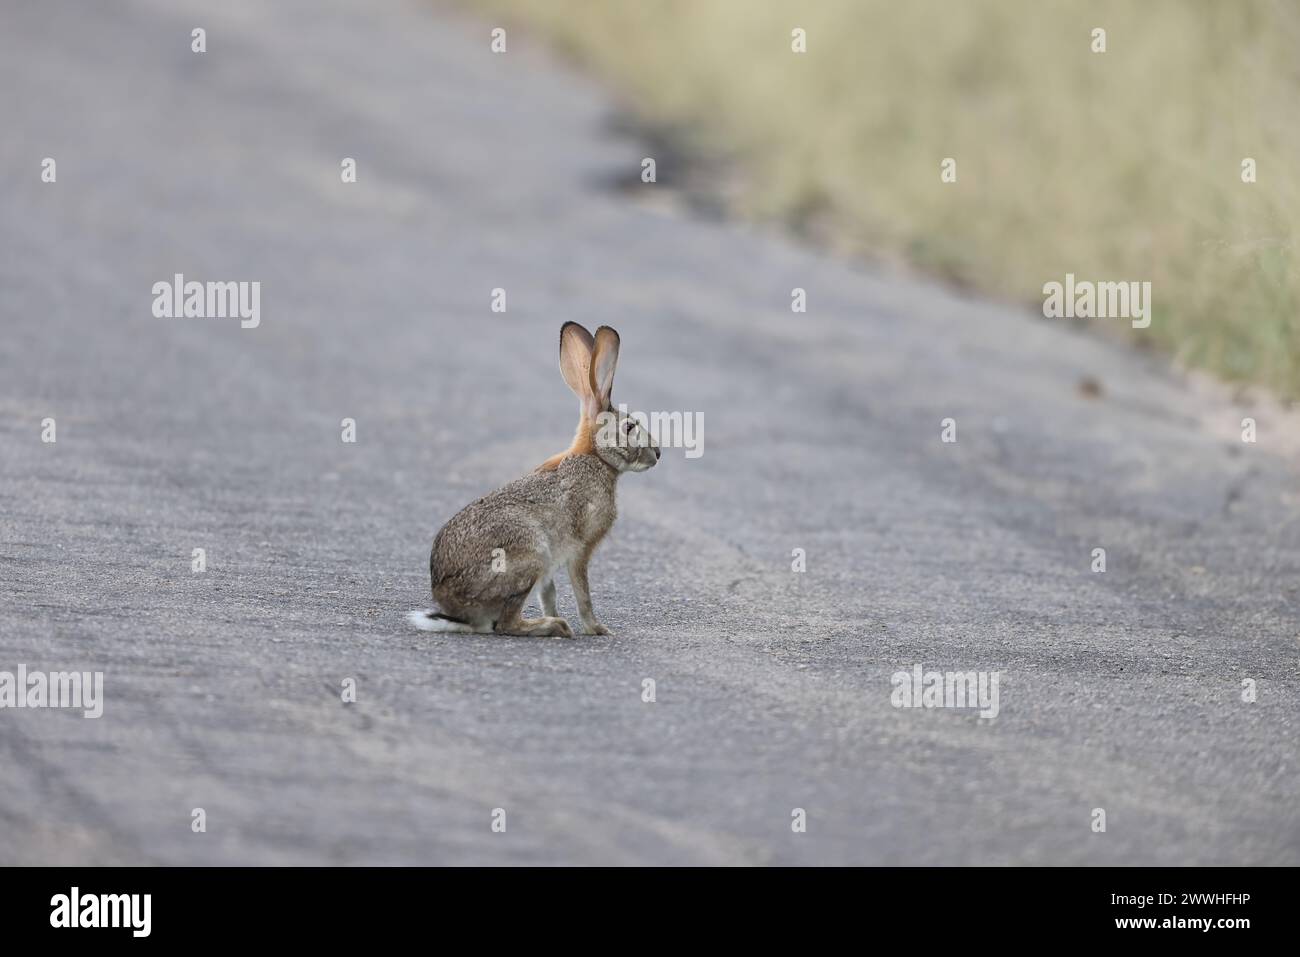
[1,0,1297,865]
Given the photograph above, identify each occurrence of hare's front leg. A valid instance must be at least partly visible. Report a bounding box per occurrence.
[538,575,558,617]
[567,555,611,636]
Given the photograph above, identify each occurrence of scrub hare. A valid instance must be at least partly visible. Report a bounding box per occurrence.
[408,323,659,637]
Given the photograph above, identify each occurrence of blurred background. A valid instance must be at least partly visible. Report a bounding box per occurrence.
[472,0,1299,397]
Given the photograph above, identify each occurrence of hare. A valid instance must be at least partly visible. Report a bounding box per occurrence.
[408,322,659,637]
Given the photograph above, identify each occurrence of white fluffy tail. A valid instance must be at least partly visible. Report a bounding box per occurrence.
[407,609,479,633]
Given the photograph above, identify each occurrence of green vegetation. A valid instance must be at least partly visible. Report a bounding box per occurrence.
[471,0,1299,396]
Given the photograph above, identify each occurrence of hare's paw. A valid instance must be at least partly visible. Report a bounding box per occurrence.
[582,620,612,637]
[546,617,574,639]
[500,615,572,638]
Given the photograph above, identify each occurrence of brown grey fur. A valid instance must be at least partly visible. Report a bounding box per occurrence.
[429,455,616,636]
[410,323,658,637]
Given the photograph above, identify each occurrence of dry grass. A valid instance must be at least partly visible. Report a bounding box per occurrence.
[468,0,1300,397]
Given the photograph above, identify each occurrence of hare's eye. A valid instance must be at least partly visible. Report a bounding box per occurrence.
[623,420,636,434]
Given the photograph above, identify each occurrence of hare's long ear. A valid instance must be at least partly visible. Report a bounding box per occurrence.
[559,322,595,400]
[538,322,599,472]
[589,325,620,412]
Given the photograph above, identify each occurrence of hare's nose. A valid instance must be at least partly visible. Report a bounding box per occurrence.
[653,446,661,460]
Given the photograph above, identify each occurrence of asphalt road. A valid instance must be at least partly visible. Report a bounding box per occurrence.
[1,0,1297,865]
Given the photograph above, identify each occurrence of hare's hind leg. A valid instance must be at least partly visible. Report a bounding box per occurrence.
[494,589,572,638]
[517,616,573,639]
